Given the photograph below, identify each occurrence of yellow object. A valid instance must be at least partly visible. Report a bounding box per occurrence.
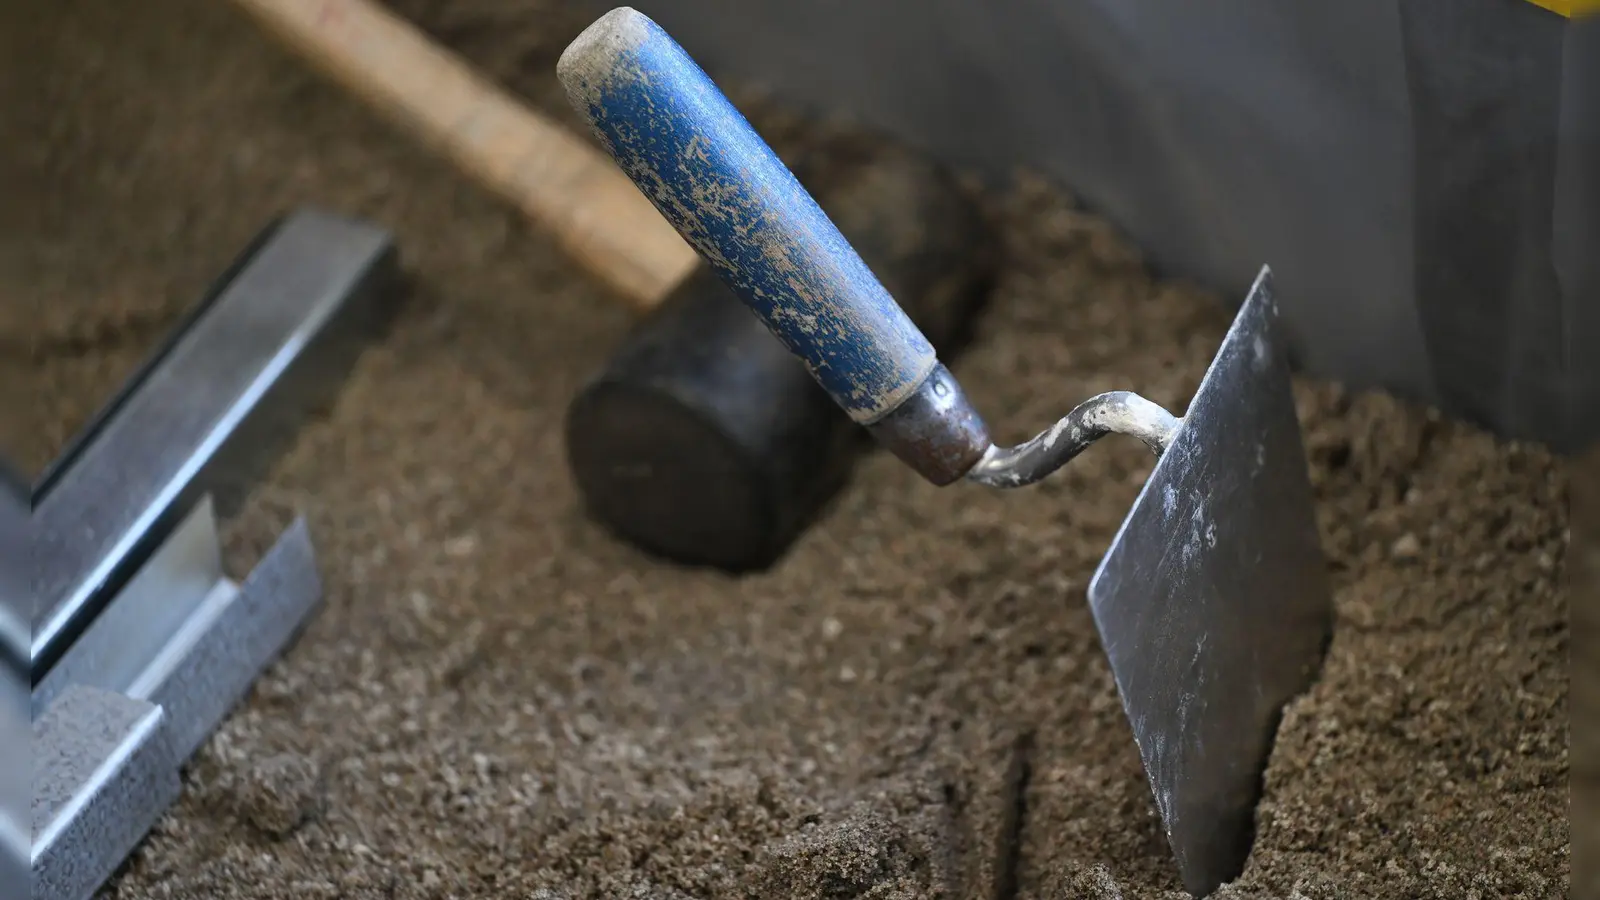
[1521,0,1599,16]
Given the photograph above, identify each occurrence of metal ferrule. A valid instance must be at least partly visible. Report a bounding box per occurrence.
[864,362,992,486]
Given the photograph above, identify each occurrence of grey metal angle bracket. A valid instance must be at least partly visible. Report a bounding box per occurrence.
[26,207,403,900]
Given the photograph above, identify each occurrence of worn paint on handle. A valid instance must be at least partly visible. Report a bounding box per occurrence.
[558,7,938,423]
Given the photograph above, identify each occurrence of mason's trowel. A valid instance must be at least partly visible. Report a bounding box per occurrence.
[557,9,1334,896]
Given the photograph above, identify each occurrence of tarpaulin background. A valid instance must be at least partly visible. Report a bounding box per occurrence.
[591,0,1598,453]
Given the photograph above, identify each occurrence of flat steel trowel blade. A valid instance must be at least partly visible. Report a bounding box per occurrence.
[1087,266,1333,898]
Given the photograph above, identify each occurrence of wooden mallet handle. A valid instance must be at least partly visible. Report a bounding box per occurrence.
[228,0,699,308]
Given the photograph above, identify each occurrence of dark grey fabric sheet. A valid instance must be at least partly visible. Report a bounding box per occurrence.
[594,0,1597,451]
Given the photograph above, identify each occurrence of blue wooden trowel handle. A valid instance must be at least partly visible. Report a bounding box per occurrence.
[558,8,994,485]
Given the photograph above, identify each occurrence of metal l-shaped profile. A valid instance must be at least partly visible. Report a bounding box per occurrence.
[3,466,26,899]
[24,208,402,900]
